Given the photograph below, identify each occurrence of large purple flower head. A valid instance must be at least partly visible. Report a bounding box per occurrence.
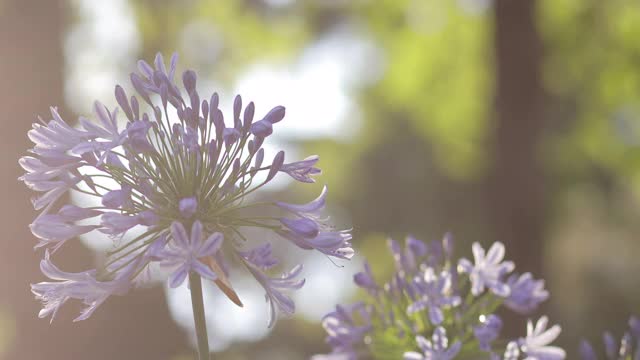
[314,235,563,359]
[22,53,352,326]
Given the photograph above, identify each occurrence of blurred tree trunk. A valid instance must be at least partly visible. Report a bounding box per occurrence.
[488,0,546,310]
[0,1,188,359]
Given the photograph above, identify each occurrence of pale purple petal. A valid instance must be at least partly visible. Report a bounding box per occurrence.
[179,197,197,218]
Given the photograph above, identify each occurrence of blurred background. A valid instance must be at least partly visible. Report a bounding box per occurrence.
[1,0,640,358]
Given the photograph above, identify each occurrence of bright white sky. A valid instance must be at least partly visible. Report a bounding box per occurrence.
[66,0,374,351]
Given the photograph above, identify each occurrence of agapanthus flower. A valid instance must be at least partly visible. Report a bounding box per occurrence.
[353,261,378,294]
[22,53,352,326]
[579,315,640,360]
[475,314,503,351]
[458,241,514,297]
[504,272,549,314]
[159,221,222,288]
[504,341,521,360]
[31,250,134,322]
[314,235,564,359]
[403,327,461,360]
[407,268,461,325]
[311,303,372,360]
[519,316,566,360]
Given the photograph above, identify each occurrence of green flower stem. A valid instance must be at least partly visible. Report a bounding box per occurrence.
[189,272,211,360]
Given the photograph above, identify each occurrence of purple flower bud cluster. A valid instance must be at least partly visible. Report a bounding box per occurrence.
[313,235,565,359]
[580,316,640,360]
[22,53,352,326]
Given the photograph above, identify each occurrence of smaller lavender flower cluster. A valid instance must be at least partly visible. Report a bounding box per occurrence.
[580,316,640,360]
[314,235,566,360]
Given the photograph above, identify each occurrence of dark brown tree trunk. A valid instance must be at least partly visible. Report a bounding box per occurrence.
[0,1,188,359]
[488,0,547,332]
[490,0,545,277]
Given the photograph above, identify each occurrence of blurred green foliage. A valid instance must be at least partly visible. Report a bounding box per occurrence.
[134,0,492,179]
[541,0,640,180]
[358,0,491,179]
[0,307,14,358]
[134,0,308,83]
